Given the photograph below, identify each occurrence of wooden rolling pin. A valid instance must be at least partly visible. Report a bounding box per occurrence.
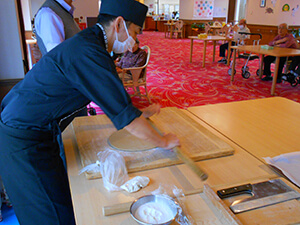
[103,187,203,216]
[147,119,208,181]
[173,146,208,181]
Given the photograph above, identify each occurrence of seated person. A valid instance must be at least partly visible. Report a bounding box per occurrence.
[116,38,147,79]
[218,18,250,64]
[262,23,298,83]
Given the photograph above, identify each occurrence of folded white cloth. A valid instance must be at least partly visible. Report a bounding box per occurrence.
[120,176,150,193]
[263,151,300,187]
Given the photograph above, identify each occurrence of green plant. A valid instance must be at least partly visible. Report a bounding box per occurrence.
[191,23,204,29]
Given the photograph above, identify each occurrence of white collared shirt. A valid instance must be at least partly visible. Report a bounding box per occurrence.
[35,0,75,52]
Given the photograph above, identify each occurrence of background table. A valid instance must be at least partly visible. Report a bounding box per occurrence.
[188,97,300,160]
[188,35,233,67]
[164,23,175,39]
[230,45,300,95]
[63,101,300,224]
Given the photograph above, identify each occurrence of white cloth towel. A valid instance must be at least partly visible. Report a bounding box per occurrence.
[263,151,300,187]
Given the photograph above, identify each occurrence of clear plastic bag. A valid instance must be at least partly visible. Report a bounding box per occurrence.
[151,185,196,225]
[97,149,129,192]
[79,148,151,192]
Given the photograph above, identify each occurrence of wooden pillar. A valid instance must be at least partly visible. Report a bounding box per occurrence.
[227,0,236,24]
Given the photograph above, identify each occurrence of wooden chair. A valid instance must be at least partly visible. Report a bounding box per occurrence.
[213,21,222,27]
[173,20,184,38]
[165,19,173,38]
[204,23,212,34]
[231,24,239,34]
[216,23,232,37]
[120,46,151,103]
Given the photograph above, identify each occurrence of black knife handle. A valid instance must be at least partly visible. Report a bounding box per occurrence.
[217,183,253,199]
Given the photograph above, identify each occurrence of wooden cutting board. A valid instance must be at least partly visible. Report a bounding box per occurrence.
[72,107,234,179]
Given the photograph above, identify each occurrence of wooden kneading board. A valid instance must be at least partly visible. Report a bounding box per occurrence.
[72,107,234,179]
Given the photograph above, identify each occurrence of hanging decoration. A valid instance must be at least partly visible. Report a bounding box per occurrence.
[282,4,290,12]
[260,0,266,8]
[292,5,299,17]
[271,0,277,8]
[193,0,214,19]
[265,7,274,13]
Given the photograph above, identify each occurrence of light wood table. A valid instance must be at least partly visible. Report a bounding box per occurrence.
[188,35,233,67]
[230,45,300,95]
[62,105,300,225]
[188,97,300,161]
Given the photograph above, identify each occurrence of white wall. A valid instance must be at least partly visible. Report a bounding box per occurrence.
[30,0,44,17]
[214,0,229,18]
[180,0,228,20]
[179,0,194,20]
[246,0,300,26]
[73,0,99,20]
[22,0,32,30]
[0,0,25,80]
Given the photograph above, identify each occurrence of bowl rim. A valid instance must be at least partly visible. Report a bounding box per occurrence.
[129,194,179,225]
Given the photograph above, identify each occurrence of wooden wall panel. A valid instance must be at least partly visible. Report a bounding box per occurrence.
[182,18,226,37]
[247,24,300,45]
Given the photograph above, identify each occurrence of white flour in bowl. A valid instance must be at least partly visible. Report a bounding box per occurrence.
[134,201,175,224]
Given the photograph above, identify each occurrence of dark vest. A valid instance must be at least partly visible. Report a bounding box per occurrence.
[35,0,81,56]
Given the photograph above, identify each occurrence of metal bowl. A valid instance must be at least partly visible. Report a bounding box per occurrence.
[130,195,179,225]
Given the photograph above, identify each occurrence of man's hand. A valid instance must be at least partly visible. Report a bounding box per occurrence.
[162,133,180,149]
[142,103,161,118]
[125,115,180,150]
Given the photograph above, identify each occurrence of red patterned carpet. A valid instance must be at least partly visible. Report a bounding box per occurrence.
[91,31,300,114]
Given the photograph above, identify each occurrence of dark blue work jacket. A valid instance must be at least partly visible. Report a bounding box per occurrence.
[1,25,142,131]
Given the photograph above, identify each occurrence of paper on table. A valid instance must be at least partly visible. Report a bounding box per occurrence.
[263,151,300,188]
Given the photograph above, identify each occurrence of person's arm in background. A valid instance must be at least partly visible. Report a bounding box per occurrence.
[269,35,280,46]
[134,50,147,67]
[35,7,65,52]
[277,34,296,48]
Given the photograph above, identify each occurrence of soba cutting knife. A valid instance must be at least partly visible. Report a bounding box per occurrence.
[217,179,300,213]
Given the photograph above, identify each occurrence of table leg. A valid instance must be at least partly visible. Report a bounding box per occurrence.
[170,26,173,39]
[190,39,193,63]
[165,25,167,38]
[271,57,280,95]
[213,41,216,62]
[227,40,232,66]
[259,54,264,79]
[231,49,236,81]
[202,41,207,67]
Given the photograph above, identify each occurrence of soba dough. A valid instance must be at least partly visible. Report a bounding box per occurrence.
[108,129,157,151]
